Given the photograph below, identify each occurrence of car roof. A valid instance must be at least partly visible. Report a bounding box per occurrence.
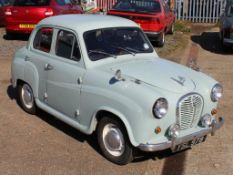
[38,14,139,33]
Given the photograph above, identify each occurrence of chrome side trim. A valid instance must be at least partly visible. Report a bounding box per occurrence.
[138,117,224,152]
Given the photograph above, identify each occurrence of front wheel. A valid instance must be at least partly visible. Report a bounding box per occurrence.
[18,83,37,114]
[97,117,133,165]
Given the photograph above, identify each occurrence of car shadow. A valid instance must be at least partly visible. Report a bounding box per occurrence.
[191,32,233,55]
[7,84,188,167]
[3,33,29,41]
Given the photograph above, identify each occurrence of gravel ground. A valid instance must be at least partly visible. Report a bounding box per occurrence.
[0,26,232,175]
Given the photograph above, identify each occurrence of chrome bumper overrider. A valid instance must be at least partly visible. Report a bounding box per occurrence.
[138,117,224,152]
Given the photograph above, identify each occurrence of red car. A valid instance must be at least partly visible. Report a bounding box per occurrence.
[4,0,83,35]
[108,0,176,46]
[0,0,10,26]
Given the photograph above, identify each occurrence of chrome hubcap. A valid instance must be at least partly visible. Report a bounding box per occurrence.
[102,123,125,157]
[21,84,34,109]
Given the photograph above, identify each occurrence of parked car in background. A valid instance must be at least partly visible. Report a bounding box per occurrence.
[107,0,176,47]
[4,0,82,36]
[0,0,10,26]
[11,14,224,165]
[219,0,233,49]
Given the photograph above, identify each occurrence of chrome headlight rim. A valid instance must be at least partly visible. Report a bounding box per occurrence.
[211,83,223,102]
[153,98,168,119]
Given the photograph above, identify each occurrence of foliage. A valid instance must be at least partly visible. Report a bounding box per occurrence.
[175,20,192,33]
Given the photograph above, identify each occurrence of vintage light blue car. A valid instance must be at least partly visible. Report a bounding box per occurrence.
[11,14,224,165]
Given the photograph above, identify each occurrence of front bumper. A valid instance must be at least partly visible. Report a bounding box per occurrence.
[138,117,224,152]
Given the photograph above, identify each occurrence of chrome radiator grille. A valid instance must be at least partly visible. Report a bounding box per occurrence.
[177,94,204,130]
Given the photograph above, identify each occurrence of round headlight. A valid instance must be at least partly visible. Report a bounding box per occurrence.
[153,98,168,119]
[211,84,223,102]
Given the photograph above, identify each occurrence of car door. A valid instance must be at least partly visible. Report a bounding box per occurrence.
[28,27,54,102]
[45,29,85,119]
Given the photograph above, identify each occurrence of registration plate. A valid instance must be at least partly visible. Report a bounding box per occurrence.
[19,24,36,29]
[172,136,206,152]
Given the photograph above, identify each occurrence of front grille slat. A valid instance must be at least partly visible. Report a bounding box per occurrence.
[177,94,204,130]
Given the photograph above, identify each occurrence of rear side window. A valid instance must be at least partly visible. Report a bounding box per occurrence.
[113,0,161,13]
[13,0,50,6]
[33,27,53,53]
[55,30,81,61]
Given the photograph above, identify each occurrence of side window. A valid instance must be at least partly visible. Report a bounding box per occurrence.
[55,30,81,61]
[33,27,53,53]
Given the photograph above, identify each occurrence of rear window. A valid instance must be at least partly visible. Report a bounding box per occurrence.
[112,0,161,13]
[13,0,50,6]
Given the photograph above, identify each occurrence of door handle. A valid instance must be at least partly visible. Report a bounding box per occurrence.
[77,77,83,84]
[44,63,54,71]
[24,56,30,61]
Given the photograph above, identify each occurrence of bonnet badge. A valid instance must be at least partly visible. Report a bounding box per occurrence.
[171,76,186,86]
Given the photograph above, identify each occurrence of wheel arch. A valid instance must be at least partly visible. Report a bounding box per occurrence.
[89,108,138,146]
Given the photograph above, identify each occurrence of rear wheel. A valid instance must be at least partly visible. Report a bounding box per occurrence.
[157,31,165,47]
[97,116,133,165]
[18,82,37,114]
[168,23,175,34]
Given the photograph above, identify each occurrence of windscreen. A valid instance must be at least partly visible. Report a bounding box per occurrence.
[112,0,161,13]
[84,27,153,61]
[13,0,50,6]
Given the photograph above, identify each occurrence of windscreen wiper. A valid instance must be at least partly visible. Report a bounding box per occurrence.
[112,45,136,56]
[88,50,117,58]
